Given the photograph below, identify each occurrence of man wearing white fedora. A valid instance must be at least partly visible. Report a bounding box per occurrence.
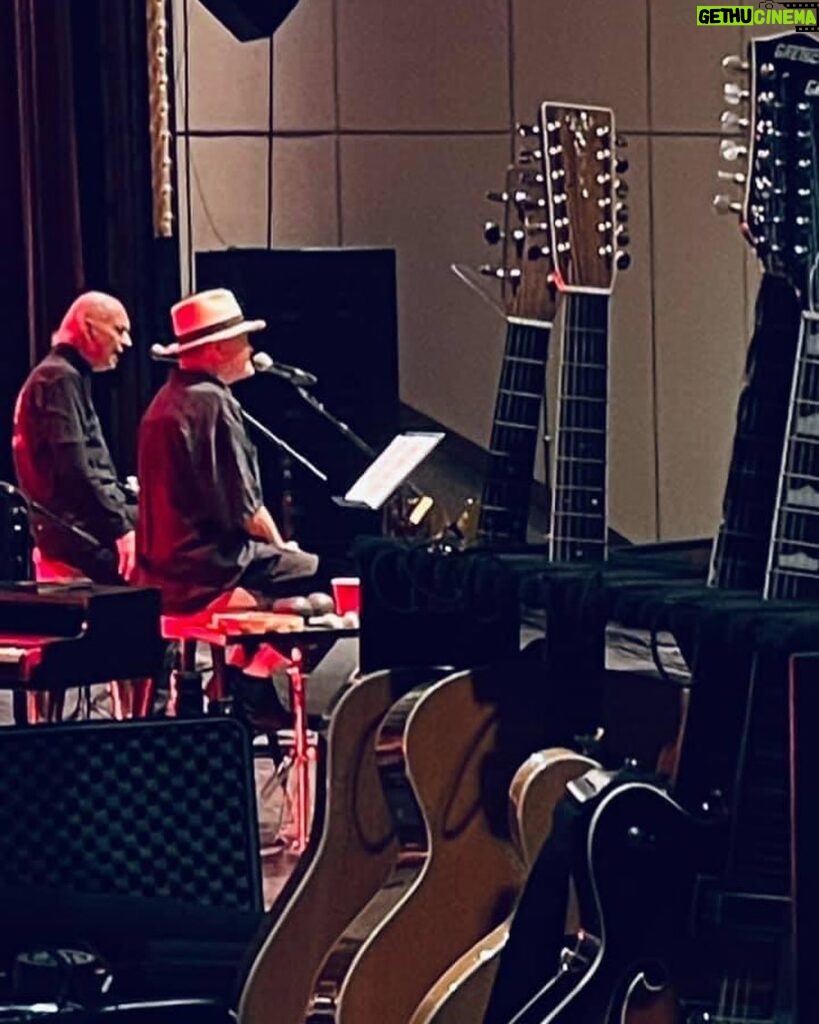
[135,288,319,616]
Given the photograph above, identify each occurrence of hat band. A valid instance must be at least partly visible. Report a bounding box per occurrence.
[175,312,246,345]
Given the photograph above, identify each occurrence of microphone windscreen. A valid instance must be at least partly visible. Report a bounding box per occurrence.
[252,352,274,372]
[150,343,174,359]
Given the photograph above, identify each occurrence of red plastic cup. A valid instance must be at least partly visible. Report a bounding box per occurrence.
[331,576,361,615]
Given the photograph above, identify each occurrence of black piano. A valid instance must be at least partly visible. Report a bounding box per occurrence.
[0,582,164,690]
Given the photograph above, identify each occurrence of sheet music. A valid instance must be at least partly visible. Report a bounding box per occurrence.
[343,432,444,510]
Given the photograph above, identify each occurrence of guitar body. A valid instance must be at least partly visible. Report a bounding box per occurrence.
[239,667,442,1024]
[510,782,694,1024]
[410,748,598,1024]
[307,667,526,1024]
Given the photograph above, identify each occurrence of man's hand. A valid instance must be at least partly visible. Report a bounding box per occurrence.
[115,530,136,581]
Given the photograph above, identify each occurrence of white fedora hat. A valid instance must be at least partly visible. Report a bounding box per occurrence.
[155,288,266,356]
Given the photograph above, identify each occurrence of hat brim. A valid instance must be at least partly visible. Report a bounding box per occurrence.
[157,318,266,357]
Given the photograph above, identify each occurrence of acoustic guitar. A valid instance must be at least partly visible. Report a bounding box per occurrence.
[238,666,448,1024]
[407,748,598,1024]
[304,660,561,1024]
[464,158,558,546]
[406,100,629,1024]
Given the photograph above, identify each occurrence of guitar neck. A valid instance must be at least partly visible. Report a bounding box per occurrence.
[550,292,609,563]
[765,309,819,602]
[476,321,551,545]
[710,274,801,592]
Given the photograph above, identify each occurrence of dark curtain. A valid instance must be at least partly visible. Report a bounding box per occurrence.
[0,0,84,482]
[0,0,179,482]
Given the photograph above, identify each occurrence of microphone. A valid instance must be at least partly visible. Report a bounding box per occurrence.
[150,343,176,363]
[252,352,317,387]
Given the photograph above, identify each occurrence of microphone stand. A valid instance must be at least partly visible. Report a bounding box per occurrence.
[290,386,435,536]
[240,408,328,483]
[0,481,104,551]
[293,387,377,460]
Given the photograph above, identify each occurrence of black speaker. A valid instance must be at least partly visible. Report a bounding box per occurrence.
[195,248,399,559]
[196,0,301,40]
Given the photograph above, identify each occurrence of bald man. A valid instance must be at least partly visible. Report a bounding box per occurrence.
[13,291,137,583]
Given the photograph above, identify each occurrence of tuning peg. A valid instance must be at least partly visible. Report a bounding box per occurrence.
[724,82,749,106]
[527,244,551,260]
[479,265,522,280]
[721,54,749,74]
[615,251,631,270]
[720,110,749,132]
[616,229,630,247]
[759,61,775,79]
[719,138,747,162]
[717,169,746,185]
[713,194,743,215]
[483,221,503,245]
[518,148,544,164]
[615,158,629,175]
[516,123,541,137]
[615,204,629,224]
[615,181,629,200]
[486,190,508,203]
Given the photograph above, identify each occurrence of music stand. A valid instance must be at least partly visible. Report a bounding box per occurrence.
[333,431,444,512]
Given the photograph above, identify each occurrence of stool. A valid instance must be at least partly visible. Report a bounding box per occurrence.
[31,548,153,723]
[159,614,346,854]
[160,613,229,714]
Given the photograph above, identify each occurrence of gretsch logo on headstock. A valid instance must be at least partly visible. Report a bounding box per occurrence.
[774,41,819,61]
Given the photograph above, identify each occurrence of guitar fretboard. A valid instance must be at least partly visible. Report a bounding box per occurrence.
[476,321,550,545]
[765,311,819,602]
[550,292,609,563]
[710,274,801,592]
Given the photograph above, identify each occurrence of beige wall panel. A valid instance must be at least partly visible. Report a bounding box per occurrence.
[175,137,192,295]
[608,136,656,542]
[651,5,741,132]
[340,134,510,445]
[188,137,269,254]
[337,0,509,130]
[653,137,748,540]
[270,136,339,246]
[273,0,336,131]
[187,0,270,130]
[172,0,187,128]
[513,0,648,132]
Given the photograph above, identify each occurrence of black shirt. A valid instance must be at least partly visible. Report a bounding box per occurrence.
[136,368,266,612]
[13,345,135,573]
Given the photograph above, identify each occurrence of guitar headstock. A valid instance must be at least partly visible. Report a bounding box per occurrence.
[481,159,559,326]
[537,102,630,294]
[717,32,819,293]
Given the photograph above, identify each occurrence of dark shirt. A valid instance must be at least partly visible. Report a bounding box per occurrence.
[12,345,134,577]
[136,368,266,613]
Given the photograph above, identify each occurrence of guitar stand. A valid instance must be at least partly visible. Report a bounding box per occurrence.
[285,645,312,853]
